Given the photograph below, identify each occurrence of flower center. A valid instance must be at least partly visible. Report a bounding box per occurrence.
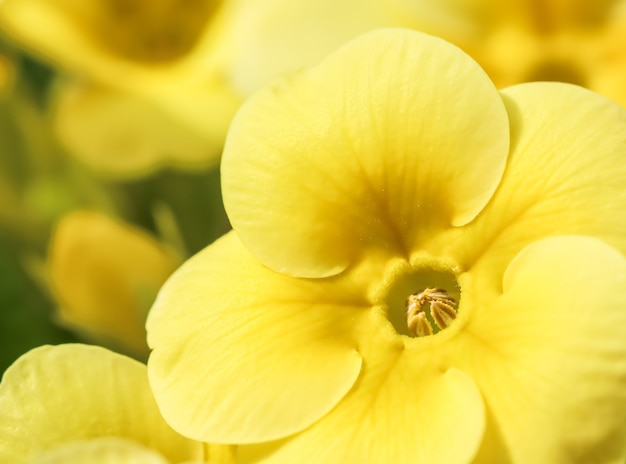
[405,288,458,337]
[372,254,461,338]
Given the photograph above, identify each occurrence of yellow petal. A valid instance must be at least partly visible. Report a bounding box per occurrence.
[0,344,202,463]
[49,210,178,359]
[455,82,626,302]
[147,232,364,443]
[52,80,227,178]
[30,437,168,464]
[222,28,509,278]
[238,361,484,464]
[457,236,626,463]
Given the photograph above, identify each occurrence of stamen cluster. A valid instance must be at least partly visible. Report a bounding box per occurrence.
[405,288,457,337]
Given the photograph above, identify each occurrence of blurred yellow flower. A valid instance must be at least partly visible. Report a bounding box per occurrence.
[51,79,233,179]
[454,0,626,107]
[0,0,472,177]
[147,30,626,462]
[0,0,241,177]
[0,344,205,463]
[48,210,179,359]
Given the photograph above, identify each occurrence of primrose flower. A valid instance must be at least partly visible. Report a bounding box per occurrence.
[48,210,179,359]
[147,29,626,462]
[452,0,626,107]
[0,344,210,463]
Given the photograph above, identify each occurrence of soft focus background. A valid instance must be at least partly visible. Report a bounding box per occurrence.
[0,40,231,371]
[1,0,626,374]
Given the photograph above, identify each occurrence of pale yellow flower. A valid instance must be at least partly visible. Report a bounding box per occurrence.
[147,30,626,462]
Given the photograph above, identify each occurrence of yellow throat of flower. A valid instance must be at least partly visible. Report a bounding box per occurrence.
[371,253,462,339]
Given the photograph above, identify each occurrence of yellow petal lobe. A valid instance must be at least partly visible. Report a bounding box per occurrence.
[0,344,202,463]
[238,358,485,464]
[147,232,363,443]
[222,28,509,278]
[458,236,626,463]
[456,82,626,302]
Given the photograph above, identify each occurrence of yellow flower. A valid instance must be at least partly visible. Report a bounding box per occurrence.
[451,0,626,107]
[0,344,207,463]
[147,29,626,462]
[48,210,179,359]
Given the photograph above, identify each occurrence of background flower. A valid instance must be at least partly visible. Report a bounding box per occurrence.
[0,0,241,176]
[443,0,626,108]
[0,0,471,177]
[0,344,207,463]
[47,210,180,359]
